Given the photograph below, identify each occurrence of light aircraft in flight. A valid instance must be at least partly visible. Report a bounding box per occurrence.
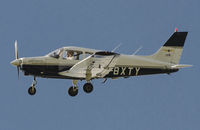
[11,30,191,96]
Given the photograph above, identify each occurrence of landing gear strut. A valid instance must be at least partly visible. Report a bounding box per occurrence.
[28,77,37,96]
[68,80,78,97]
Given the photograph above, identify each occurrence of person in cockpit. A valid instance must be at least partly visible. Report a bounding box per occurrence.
[67,51,74,60]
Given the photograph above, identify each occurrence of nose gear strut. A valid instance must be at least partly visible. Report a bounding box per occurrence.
[28,77,37,95]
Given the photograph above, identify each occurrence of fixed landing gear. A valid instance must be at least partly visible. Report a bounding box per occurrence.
[68,80,78,97]
[28,87,36,95]
[68,80,94,97]
[68,86,78,97]
[83,82,93,93]
[26,77,94,96]
[28,77,37,96]
[26,77,94,97]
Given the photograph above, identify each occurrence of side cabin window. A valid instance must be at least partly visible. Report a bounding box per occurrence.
[62,50,83,60]
[85,52,93,58]
[77,52,93,60]
[48,49,94,60]
[93,51,119,58]
[65,51,93,60]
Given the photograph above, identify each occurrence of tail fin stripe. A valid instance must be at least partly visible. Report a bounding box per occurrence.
[164,32,188,47]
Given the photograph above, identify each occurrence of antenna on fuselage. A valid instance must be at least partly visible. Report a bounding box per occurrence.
[132,46,143,55]
[112,43,122,52]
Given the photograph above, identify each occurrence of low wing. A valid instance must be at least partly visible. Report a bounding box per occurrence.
[59,51,119,79]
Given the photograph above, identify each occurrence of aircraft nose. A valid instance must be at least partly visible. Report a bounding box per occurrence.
[10,59,21,66]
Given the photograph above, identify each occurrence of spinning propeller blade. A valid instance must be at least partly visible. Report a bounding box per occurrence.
[15,40,18,59]
[17,66,20,79]
[14,40,20,79]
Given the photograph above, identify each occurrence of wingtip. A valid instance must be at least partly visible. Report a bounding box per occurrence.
[171,64,193,69]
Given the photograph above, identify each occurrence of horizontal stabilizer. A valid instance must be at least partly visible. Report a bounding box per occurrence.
[171,64,192,69]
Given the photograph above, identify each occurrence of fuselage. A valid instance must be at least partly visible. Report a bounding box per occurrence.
[18,54,178,80]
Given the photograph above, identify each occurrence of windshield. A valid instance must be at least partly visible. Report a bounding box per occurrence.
[47,48,63,58]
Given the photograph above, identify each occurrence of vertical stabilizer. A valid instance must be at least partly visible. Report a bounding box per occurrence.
[150,31,188,64]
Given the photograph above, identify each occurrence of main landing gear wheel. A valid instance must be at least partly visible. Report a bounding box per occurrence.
[68,86,78,97]
[28,86,36,95]
[83,83,93,93]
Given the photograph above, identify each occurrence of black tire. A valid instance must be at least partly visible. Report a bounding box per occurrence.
[83,83,93,93]
[68,86,78,97]
[28,86,36,96]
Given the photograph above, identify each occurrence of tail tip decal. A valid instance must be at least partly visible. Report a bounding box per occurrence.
[164,32,188,47]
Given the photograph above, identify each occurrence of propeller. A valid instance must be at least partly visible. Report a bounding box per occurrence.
[15,40,19,59]
[14,40,20,79]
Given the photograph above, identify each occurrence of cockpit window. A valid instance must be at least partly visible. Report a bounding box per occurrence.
[48,48,63,58]
[47,48,94,60]
[62,51,76,60]
[64,51,82,60]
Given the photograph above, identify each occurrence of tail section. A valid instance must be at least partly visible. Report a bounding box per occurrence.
[151,31,188,64]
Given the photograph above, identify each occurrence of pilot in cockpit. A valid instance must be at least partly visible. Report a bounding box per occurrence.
[67,51,74,60]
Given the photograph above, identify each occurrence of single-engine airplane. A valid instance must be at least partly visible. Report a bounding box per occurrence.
[11,30,191,96]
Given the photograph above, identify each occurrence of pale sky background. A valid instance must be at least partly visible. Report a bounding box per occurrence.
[0,0,200,130]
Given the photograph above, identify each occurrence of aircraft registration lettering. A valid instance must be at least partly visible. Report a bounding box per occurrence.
[135,67,140,76]
[113,67,119,75]
[112,67,140,76]
[121,67,126,75]
[128,67,133,75]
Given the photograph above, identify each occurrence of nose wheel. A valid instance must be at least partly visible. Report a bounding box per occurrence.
[28,86,36,95]
[28,77,37,96]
